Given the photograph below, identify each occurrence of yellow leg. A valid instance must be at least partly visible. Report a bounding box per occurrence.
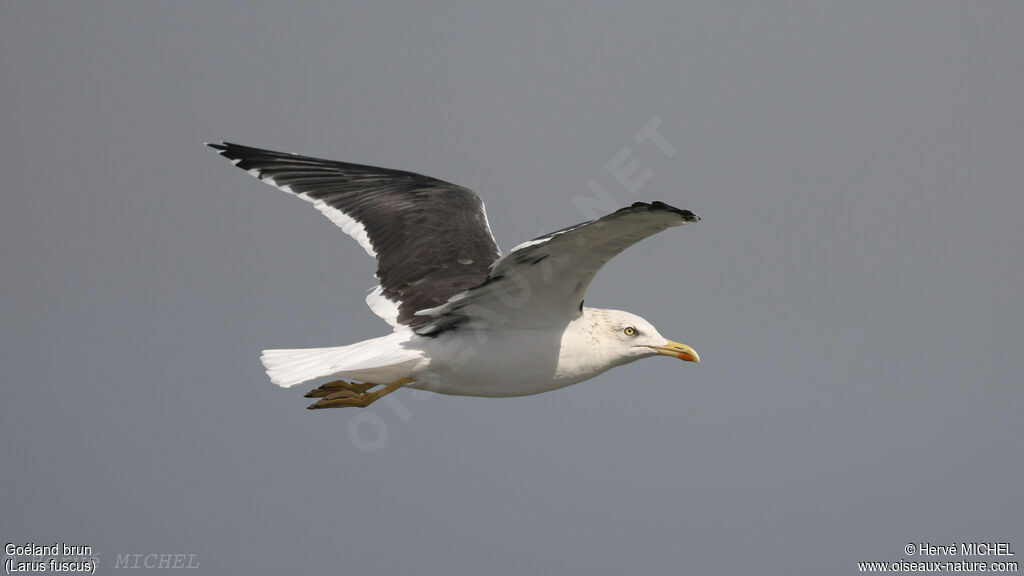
[307,378,414,410]
[304,379,375,398]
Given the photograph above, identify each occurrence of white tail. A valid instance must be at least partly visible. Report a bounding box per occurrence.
[260,332,421,388]
[261,346,351,388]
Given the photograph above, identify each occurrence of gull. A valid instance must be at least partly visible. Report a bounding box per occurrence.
[208,142,701,409]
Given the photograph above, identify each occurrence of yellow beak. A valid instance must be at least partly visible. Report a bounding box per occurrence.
[649,340,700,363]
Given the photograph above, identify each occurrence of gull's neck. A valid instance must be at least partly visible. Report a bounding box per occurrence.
[555,307,630,381]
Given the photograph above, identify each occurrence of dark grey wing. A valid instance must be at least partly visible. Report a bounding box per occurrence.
[415,202,699,334]
[208,142,502,328]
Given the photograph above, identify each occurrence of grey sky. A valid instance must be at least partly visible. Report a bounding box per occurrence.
[1,2,1021,575]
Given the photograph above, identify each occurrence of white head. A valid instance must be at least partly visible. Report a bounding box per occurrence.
[583,308,700,368]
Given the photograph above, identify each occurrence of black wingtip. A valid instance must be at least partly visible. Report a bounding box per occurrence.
[205,142,269,166]
[651,200,700,222]
[205,141,305,166]
[624,201,700,222]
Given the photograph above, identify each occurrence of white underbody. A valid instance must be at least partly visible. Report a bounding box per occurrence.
[262,310,647,398]
[411,324,629,398]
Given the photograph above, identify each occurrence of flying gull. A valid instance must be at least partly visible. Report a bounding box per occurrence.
[208,142,701,409]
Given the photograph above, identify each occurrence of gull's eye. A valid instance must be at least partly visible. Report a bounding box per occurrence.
[623,326,637,337]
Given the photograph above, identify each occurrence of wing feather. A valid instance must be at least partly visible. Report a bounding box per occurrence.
[415,201,699,334]
[208,142,502,328]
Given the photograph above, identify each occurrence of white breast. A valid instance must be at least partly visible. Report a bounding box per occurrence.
[408,317,618,398]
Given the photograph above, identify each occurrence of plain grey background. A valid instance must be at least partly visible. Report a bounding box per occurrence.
[2,2,1021,575]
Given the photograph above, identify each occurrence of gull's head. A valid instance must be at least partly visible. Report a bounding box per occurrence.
[586,308,700,366]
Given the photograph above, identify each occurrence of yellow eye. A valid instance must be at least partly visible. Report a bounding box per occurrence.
[623,326,637,336]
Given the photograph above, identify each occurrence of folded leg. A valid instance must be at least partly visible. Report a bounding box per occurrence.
[306,378,414,410]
